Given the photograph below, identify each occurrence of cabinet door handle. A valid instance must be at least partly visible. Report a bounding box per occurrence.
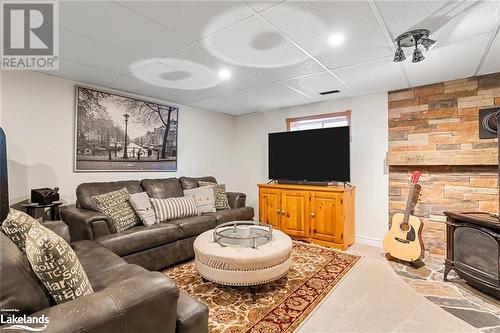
[310,212,315,218]
[276,209,280,214]
[281,210,285,215]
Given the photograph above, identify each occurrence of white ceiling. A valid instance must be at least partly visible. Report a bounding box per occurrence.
[10,0,499,115]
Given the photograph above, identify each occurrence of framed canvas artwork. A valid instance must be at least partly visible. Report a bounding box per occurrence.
[75,86,178,172]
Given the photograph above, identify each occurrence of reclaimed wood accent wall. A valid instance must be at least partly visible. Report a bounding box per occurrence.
[388,73,499,257]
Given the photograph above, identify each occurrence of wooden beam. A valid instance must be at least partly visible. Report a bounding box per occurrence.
[387,150,497,166]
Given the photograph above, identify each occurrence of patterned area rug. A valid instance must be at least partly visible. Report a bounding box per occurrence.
[163,242,361,333]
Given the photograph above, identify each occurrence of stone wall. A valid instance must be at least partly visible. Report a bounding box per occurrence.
[388,73,499,257]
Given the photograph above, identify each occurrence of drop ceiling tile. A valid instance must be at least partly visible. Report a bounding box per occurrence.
[38,59,122,86]
[432,1,500,46]
[108,74,205,105]
[403,33,490,87]
[59,29,143,74]
[244,81,312,109]
[115,1,255,41]
[200,15,323,81]
[375,1,473,39]
[261,1,393,69]
[158,43,268,91]
[335,57,409,95]
[285,72,355,101]
[213,90,271,112]
[243,0,284,13]
[59,1,191,58]
[479,31,500,75]
[189,98,251,115]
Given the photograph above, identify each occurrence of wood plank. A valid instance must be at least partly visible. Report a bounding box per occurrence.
[387,150,497,166]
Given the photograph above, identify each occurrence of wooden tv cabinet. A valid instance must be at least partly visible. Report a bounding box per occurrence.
[258,183,355,250]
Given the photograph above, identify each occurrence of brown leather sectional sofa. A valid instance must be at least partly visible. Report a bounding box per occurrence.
[61,176,254,271]
[0,221,208,333]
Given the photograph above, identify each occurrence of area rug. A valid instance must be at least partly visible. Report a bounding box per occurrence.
[163,242,361,333]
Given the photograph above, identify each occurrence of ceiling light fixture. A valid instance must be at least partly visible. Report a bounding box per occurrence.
[393,29,436,64]
[218,69,231,79]
[328,33,345,47]
[412,40,425,63]
[393,41,406,62]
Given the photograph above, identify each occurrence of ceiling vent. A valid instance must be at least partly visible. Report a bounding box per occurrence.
[319,90,340,95]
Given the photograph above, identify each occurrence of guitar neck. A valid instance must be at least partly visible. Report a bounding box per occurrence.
[403,184,420,223]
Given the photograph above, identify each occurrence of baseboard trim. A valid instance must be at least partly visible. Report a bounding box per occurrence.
[355,235,382,247]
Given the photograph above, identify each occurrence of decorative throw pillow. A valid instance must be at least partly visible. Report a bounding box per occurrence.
[183,186,216,214]
[1,208,40,252]
[25,223,94,304]
[150,196,199,223]
[129,192,156,227]
[92,188,140,233]
[198,181,230,210]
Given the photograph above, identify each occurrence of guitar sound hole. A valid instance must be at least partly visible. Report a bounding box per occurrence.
[400,223,410,232]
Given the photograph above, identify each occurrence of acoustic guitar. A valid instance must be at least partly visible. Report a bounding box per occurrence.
[383,171,424,263]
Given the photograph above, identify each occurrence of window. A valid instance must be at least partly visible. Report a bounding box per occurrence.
[286,110,351,132]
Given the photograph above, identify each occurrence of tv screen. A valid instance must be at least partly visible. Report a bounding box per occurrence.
[268,126,350,182]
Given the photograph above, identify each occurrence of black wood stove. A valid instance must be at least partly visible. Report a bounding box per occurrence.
[444,211,499,299]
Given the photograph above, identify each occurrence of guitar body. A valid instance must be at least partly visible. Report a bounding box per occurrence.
[383,213,424,262]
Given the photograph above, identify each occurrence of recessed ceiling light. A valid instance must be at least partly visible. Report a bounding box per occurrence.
[218,69,231,79]
[328,33,345,47]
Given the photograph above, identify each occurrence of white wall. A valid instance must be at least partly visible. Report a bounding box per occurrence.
[1,71,236,204]
[2,71,389,244]
[232,94,389,245]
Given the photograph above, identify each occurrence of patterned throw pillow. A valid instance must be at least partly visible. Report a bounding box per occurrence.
[129,192,156,227]
[92,188,140,233]
[150,196,199,223]
[198,181,230,210]
[1,208,40,252]
[25,223,94,304]
[183,186,216,214]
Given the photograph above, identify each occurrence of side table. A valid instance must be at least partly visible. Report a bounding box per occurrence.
[22,201,63,221]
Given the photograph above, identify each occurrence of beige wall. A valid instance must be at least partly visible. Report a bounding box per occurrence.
[2,71,390,245]
[232,93,389,245]
[1,71,236,204]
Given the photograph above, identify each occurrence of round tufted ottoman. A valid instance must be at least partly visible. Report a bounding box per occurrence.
[193,228,293,286]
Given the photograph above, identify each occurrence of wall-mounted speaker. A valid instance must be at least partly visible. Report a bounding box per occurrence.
[479,107,499,139]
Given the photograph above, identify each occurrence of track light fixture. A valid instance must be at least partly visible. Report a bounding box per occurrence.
[393,41,406,62]
[393,29,436,63]
[412,40,425,63]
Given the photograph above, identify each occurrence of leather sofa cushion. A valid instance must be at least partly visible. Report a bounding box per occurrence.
[141,178,183,199]
[203,207,255,224]
[76,180,142,211]
[0,233,51,315]
[95,223,180,257]
[179,176,217,190]
[72,240,126,281]
[176,292,209,333]
[86,263,148,292]
[170,215,216,239]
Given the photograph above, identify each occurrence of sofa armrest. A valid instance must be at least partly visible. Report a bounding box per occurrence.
[19,272,179,333]
[226,192,246,209]
[60,205,110,241]
[42,220,71,243]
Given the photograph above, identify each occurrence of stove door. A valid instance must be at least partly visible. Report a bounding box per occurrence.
[453,226,499,285]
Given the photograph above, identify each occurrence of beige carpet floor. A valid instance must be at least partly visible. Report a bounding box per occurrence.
[297,243,478,333]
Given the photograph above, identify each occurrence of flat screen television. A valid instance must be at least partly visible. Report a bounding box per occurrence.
[268,126,350,183]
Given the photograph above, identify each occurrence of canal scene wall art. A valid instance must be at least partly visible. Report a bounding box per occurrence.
[75,86,178,172]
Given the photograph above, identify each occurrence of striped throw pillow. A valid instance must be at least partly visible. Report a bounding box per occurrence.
[150,196,199,223]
